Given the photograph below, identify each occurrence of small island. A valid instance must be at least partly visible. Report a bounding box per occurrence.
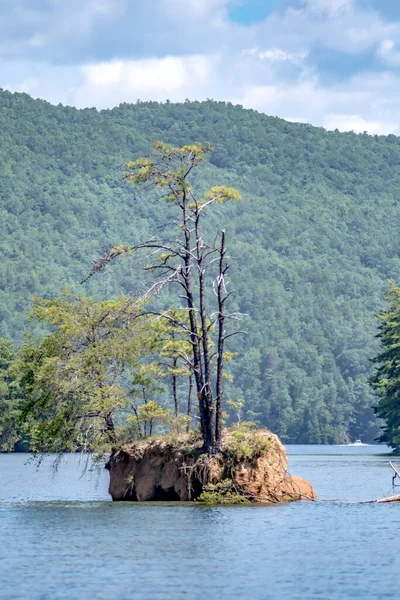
[107,428,316,504]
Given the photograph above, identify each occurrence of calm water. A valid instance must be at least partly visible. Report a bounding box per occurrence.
[1,445,399,600]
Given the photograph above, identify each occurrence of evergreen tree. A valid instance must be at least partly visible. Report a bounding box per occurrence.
[0,338,26,451]
[370,282,400,451]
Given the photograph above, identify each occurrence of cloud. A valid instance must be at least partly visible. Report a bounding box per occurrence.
[322,114,397,135]
[244,47,308,64]
[235,70,400,134]
[3,77,39,95]
[1,59,81,106]
[0,0,231,64]
[377,39,400,66]
[0,0,397,67]
[72,55,213,107]
[0,1,126,62]
[259,0,398,56]
[305,0,354,15]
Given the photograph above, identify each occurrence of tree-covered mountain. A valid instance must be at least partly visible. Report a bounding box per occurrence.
[2,89,400,443]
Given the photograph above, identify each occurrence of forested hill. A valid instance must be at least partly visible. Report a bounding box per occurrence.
[2,90,400,444]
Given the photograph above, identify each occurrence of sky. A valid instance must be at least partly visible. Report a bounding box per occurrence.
[2,0,400,133]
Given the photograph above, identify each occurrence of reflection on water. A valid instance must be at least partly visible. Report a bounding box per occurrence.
[1,446,399,600]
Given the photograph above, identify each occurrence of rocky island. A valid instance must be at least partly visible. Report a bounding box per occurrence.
[107,428,316,504]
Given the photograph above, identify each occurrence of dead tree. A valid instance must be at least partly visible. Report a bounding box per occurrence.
[84,142,243,453]
[186,374,193,433]
[215,230,227,449]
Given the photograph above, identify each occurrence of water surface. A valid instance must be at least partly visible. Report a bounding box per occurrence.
[1,446,399,600]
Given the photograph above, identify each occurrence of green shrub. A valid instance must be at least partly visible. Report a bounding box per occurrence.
[197,480,250,505]
[224,422,274,461]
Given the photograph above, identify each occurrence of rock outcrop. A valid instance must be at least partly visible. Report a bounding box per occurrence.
[106,429,316,503]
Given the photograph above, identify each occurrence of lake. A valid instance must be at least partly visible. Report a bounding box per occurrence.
[1,445,399,600]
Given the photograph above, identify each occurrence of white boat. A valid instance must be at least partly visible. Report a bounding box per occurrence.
[347,439,368,446]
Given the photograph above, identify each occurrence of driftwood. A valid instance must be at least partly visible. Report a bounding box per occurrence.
[376,493,400,503]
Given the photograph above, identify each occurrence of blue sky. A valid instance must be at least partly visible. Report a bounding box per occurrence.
[2,0,400,134]
[228,0,280,24]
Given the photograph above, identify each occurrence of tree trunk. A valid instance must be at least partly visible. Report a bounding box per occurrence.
[215,229,226,449]
[181,200,209,447]
[186,374,193,433]
[195,212,215,452]
[172,358,179,417]
[105,412,117,448]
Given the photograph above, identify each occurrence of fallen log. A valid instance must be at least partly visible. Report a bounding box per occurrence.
[376,493,400,503]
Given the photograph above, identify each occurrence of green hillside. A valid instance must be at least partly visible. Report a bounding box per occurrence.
[2,90,400,443]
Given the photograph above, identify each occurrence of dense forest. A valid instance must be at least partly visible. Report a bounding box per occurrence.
[2,89,400,443]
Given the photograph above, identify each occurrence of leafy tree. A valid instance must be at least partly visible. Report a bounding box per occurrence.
[15,292,157,453]
[128,400,172,438]
[370,282,400,451]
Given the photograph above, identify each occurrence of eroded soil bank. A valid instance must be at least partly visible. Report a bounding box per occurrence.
[106,429,316,503]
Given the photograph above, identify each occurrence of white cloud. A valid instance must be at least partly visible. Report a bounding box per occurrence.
[4,77,39,94]
[234,71,400,134]
[27,35,46,49]
[244,47,307,64]
[323,114,397,134]
[73,55,213,107]
[0,60,81,105]
[377,39,400,66]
